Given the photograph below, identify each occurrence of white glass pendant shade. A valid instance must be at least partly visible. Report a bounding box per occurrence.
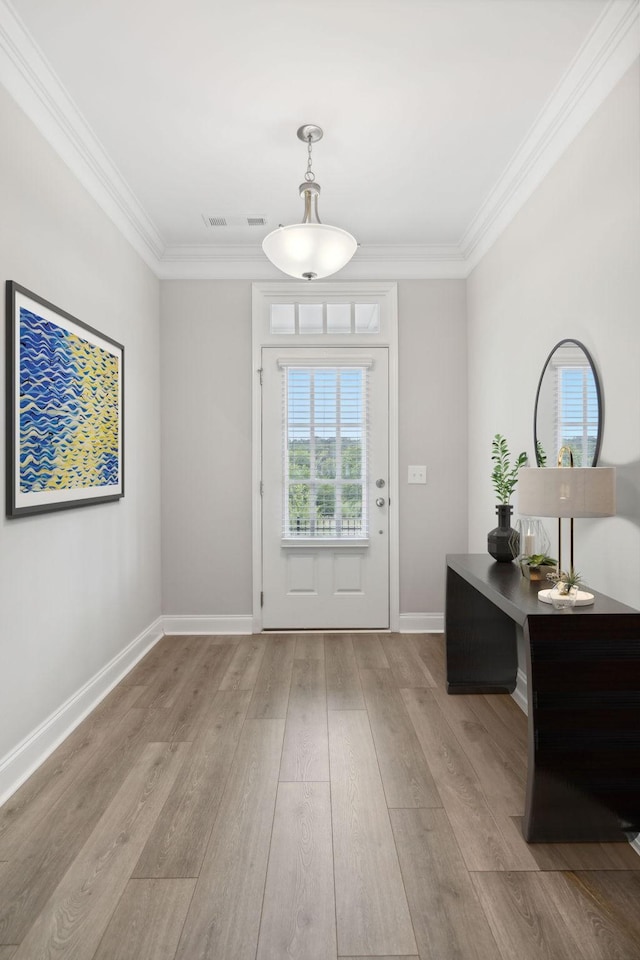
[263,125,357,280]
[262,222,357,280]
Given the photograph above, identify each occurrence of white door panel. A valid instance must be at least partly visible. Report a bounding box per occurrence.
[262,347,389,630]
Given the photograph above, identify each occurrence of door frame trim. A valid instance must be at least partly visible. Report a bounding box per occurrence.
[251,281,399,633]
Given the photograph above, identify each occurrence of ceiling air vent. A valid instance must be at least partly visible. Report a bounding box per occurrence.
[202,214,268,228]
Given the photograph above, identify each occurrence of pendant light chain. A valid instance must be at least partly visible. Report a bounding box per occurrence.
[304,135,316,182]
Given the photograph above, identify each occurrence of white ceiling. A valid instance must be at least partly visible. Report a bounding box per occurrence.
[2,0,639,276]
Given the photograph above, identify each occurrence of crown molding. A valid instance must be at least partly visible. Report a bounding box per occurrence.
[461,0,640,272]
[0,0,637,281]
[0,0,165,268]
[156,243,468,280]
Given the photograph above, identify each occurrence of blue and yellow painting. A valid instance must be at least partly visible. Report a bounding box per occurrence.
[19,308,120,493]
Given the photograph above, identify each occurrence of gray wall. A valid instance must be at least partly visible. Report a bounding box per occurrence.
[0,85,161,762]
[398,281,468,613]
[467,59,640,608]
[160,281,253,615]
[160,279,468,618]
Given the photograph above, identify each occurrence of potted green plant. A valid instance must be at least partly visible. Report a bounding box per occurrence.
[491,434,528,503]
[554,568,582,592]
[520,553,557,581]
[549,568,583,609]
[488,434,528,562]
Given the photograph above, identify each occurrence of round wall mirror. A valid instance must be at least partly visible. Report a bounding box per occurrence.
[534,339,602,467]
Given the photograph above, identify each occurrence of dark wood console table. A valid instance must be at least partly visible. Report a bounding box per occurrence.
[446,554,640,843]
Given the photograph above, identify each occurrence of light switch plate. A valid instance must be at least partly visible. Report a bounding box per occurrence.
[408,465,427,484]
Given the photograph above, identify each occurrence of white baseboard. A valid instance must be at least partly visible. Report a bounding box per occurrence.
[0,617,164,806]
[512,667,529,715]
[398,613,444,633]
[162,614,443,634]
[630,834,640,857]
[161,614,254,635]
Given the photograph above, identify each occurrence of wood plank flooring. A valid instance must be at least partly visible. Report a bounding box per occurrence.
[1,632,639,960]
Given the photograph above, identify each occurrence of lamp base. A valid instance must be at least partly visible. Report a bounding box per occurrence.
[538,589,595,606]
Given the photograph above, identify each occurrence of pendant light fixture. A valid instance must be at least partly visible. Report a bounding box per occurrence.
[262,124,357,280]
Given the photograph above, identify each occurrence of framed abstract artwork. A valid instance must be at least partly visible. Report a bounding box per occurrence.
[6,282,124,517]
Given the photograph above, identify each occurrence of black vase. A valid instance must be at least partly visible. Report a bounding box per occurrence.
[487,504,518,562]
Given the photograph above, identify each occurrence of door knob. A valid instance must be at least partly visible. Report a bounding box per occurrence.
[376,497,385,507]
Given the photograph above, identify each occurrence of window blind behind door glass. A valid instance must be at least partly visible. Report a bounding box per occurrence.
[282,364,369,538]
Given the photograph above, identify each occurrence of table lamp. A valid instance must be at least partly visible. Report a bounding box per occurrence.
[517,451,616,604]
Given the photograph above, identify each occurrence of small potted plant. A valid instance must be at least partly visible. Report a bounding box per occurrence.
[488,434,528,562]
[549,568,583,609]
[520,554,557,581]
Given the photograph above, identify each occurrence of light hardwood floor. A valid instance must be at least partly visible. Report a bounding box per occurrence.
[1,633,639,960]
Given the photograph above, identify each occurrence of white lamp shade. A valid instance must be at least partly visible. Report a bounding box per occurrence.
[262,223,357,279]
[517,467,616,518]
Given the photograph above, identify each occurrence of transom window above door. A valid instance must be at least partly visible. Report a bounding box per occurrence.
[270,302,380,336]
[253,281,396,348]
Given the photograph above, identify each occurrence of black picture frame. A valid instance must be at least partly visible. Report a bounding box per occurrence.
[6,281,124,517]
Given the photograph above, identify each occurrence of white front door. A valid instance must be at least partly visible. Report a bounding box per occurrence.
[261,347,389,630]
